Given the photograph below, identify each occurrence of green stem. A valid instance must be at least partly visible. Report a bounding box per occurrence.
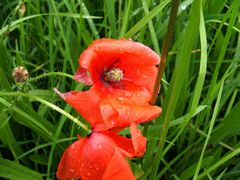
[0,91,91,133]
[150,0,180,105]
[27,72,74,82]
[149,0,201,178]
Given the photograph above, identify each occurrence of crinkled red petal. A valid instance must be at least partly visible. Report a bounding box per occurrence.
[99,96,162,129]
[103,123,146,158]
[73,66,92,85]
[130,122,146,156]
[109,86,151,104]
[79,39,160,69]
[56,87,108,129]
[120,65,158,96]
[78,39,160,93]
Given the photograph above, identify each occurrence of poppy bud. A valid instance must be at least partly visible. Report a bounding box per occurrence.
[18,3,26,16]
[12,66,29,83]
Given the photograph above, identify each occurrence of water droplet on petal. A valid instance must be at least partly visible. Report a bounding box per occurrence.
[119,47,124,54]
[124,92,131,97]
[69,168,74,173]
[117,97,124,102]
[97,144,103,150]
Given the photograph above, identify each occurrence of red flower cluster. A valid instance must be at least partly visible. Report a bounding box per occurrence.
[56,39,162,180]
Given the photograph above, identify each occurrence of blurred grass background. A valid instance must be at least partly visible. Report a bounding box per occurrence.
[0,0,240,179]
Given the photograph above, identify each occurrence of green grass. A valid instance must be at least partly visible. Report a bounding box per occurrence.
[0,0,240,179]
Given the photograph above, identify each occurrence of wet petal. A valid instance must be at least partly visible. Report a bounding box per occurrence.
[102,131,135,158]
[80,39,160,68]
[99,96,162,128]
[78,38,160,94]
[104,125,146,158]
[56,138,86,179]
[56,132,136,180]
[130,122,146,156]
[79,132,116,180]
[103,148,135,180]
[55,87,105,128]
[121,65,158,95]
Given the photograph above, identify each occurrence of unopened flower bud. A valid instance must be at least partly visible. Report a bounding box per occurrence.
[12,66,29,82]
[18,3,26,16]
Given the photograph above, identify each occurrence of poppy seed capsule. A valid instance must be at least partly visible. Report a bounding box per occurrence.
[12,66,29,82]
[104,68,123,82]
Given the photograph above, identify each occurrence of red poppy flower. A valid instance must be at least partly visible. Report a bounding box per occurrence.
[55,39,162,131]
[56,123,145,180]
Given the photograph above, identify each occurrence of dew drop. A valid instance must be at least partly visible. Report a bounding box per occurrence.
[97,144,103,150]
[117,97,124,102]
[119,47,124,54]
[124,92,131,97]
[69,168,74,173]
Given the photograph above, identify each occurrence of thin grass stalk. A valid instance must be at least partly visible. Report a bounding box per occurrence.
[150,0,180,105]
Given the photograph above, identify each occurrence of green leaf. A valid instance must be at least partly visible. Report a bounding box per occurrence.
[0,67,12,91]
[29,154,49,165]
[0,158,42,180]
[0,44,11,84]
[124,0,171,38]
[210,101,240,143]
[180,156,213,180]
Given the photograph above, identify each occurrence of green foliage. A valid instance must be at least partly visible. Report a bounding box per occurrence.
[0,158,42,180]
[0,0,239,179]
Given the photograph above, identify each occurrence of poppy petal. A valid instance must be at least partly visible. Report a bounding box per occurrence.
[103,148,135,180]
[80,39,160,68]
[110,86,151,104]
[73,66,92,85]
[55,87,108,129]
[78,39,160,93]
[102,131,135,158]
[99,96,162,128]
[56,137,86,179]
[56,132,137,180]
[130,122,146,156]
[78,132,116,180]
[103,124,146,158]
[121,65,158,96]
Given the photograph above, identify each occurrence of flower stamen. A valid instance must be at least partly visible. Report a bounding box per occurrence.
[104,68,123,83]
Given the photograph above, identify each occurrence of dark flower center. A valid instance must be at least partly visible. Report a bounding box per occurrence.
[104,68,123,83]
